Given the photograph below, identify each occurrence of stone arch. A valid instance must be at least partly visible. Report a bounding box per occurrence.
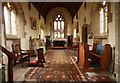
[46,7,73,38]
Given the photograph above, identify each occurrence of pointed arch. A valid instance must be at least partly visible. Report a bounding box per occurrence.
[46,7,73,38]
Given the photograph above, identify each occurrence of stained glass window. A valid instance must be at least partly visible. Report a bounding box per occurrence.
[53,14,64,38]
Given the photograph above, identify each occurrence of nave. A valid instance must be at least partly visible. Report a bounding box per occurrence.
[13,49,116,83]
[1,2,120,83]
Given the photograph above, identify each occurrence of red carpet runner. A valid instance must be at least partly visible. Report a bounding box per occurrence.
[25,49,116,83]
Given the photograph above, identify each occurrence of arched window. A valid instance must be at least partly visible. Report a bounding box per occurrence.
[4,2,17,36]
[100,1,108,35]
[53,14,64,38]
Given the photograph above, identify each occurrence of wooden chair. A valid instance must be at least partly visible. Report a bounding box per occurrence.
[11,44,30,67]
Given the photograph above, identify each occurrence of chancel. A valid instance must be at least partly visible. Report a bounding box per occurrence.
[0,1,120,83]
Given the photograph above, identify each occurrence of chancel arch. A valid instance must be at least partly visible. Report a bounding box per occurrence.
[46,7,73,39]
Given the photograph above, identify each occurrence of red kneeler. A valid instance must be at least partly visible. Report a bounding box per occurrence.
[29,48,45,67]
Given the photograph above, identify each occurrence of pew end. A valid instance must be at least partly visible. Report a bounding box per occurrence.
[78,43,112,72]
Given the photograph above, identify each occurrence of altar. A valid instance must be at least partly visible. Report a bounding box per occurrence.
[52,38,67,47]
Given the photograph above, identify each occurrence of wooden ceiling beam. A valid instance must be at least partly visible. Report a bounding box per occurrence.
[32,2,83,20]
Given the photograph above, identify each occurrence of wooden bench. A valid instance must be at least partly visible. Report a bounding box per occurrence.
[90,44,111,71]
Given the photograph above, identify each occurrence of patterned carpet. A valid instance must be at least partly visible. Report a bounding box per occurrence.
[25,49,116,83]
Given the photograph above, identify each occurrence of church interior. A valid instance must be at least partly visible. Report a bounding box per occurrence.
[0,1,120,83]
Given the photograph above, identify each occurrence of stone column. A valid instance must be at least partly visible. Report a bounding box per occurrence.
[115,2,120,82]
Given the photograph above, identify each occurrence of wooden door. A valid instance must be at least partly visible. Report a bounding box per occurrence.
[82,26,87,43]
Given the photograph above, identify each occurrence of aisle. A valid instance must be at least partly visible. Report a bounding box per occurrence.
[25,49,84,82]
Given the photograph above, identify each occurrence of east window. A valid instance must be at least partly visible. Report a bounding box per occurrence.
[53,14,64,38]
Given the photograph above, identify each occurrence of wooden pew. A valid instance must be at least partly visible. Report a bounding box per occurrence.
[90,44,111,71]
[78,43,111,71]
